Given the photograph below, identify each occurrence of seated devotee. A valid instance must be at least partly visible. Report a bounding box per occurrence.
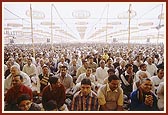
[120,64,134,98]
[4,60,13,79]
[8,57,20,70]
[130,78,159,111]
[127,57,138,73]
[88,55,98,74]
[38,65,53,93]
[102,49,109,62]
[45,100,58,111]
[95,60,109,86]
[133,55,143,68]
[97,75,124,111]
[74,67,97,92]
[76,58,88,78]
[36,59,45,76]
[115,59,126,79]
[105,58,114,69]
[103,68,116,84]
[46,56,57,74]
[150,68,164,95]
[69,58,80,83]
[57,57,69,70]
[134,63,151,82]
[22,58,40,95]
[22,58,37,78]
[132,71,148,91]
[55,65,73,94]
[157,82,164,111]
[71,78,99,111]
[42,75,68,111]
[4,75,33,111]
[145,57,158,77]
[113,57,120,69]
[4,65,32,94]
[16,94,41,111]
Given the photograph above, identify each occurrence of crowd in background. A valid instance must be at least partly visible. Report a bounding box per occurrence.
[3,43,164,111]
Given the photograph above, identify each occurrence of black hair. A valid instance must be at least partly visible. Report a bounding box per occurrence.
[86,67,92,70]
[81,78,91,86]
[139,63,146,68]
[13,74,23,80]
[17,94,30,104]
[27,58,32,61]
[125,64,133,69]
[108,75,120,82]
[107,68,115,73]
[49,75,59,84]
[107,58,112,62]
[60,65,68,70]
[45,100,57,111]
[157,68,164,73]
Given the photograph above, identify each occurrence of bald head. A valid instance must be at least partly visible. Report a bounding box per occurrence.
[139,71,148,80]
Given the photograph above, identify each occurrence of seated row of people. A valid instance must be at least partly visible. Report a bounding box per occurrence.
[4,56,164,111]
[4,72,164,111]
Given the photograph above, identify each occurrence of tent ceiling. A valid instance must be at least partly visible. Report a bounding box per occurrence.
[3,2,165,44]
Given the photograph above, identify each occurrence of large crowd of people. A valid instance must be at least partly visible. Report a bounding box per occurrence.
[3,42,164,111]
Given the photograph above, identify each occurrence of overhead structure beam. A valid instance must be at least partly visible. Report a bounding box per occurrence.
[51,4,53,49]
[156,4,163,50]
[30,4,35,58]
[106,4,109,43]
[128,4,131,53]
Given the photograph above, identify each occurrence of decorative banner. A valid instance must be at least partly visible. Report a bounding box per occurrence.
[4,27,12,30]
[76,26,87,32]
[106,26,113,29]
[75,21,88,25]
[129,27,139,30]
[22,27,33,29]
[23,32,31,36]
[118,5,136,19]
[119,29,128,32]
[146,35,154,38]
[58,30,64,32]
[118,11,136,19]
[7,23,23,27]
[26,10,45,19]
[49,26,60,29]
[102,26,111,30]
[41,21,55,26]
[72,10,91,19]
[34,30,43,33]
[42,32,50,35]
[138,22,153,26]
[107,22,121,25]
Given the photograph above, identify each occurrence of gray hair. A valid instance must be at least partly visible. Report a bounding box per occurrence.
[11,64,20,71]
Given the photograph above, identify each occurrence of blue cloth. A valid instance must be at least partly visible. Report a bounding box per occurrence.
[130,89,159,111]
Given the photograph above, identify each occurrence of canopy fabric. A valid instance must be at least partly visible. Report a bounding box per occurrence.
[3,2,165,44]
